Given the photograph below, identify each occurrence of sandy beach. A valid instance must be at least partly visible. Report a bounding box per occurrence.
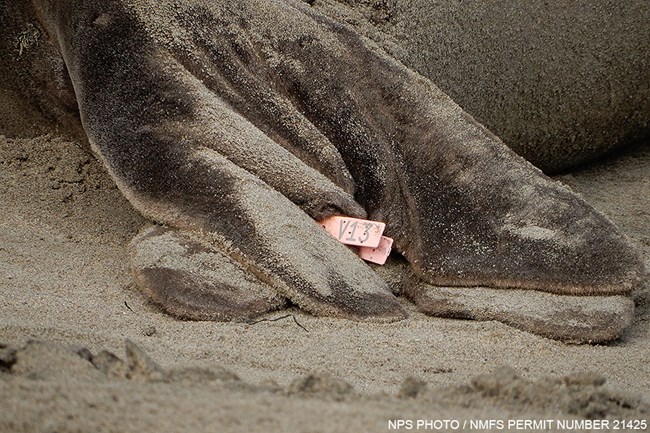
[1,1,649,431]
[1,134,648,431]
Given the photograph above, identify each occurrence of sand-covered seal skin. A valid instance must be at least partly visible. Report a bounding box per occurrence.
[6,0,645,340]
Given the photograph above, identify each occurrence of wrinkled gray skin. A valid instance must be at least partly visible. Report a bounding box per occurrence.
[1,0,645,342]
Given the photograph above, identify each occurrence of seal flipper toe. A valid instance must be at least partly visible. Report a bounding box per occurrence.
[130,225,287,321]
[129,223,406,323]
[405,282,635,343]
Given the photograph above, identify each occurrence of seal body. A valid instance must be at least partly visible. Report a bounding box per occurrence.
[326,0,650,172]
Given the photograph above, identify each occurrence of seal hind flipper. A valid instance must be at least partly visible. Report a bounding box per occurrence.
[30,0,643,335]
[35,0,406,322]
[131,225,286,321]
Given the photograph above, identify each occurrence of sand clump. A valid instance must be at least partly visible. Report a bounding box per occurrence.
[1,340,647,432]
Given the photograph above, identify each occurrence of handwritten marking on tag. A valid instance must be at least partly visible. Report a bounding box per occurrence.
[320,216,385,248]
[358,236,393,265]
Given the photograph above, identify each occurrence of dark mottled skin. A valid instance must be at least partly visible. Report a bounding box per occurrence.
[1,0,645,341]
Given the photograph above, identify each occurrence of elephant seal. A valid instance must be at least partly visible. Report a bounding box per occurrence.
[1,0,645,342]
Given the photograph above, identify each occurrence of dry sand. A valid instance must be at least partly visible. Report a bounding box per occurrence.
[0,3,648,428]
[0,131,648,431]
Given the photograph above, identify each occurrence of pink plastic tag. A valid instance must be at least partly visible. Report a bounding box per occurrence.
[358,236,393,265]
[320,216,385,248]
